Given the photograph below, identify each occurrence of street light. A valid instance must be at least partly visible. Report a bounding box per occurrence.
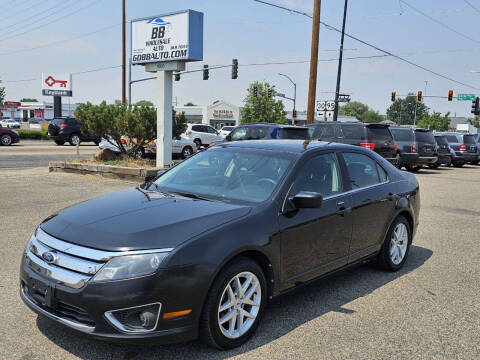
[278,73,297,125]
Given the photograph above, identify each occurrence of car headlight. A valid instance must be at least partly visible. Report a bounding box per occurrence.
[92,252,170,282]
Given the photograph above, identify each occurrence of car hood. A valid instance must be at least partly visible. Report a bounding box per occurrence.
[40,187,252,251]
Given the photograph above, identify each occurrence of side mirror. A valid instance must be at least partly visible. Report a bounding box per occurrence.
[226,135,232,141]
[285,191,323,213]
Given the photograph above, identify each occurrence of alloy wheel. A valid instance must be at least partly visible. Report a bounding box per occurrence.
[182,147,193,158]
[1,134,12,146]
[217,271,261,339]
[71,135,80,146]
[390,223,408,265]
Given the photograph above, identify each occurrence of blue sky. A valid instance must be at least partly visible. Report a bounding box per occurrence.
[1,0,480,117]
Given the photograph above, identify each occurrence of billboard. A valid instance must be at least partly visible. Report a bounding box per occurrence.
[42,73,72,96]
[131,9,203,65]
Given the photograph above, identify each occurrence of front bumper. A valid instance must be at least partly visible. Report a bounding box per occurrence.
[20,255,208,344]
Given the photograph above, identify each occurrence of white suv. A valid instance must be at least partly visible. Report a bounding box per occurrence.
[183,124,223,147]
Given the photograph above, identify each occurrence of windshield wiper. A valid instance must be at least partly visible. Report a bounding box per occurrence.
[171,191,216,202]
[137,182,172,197]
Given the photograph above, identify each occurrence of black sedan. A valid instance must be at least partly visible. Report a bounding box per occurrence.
[20,140,420,349]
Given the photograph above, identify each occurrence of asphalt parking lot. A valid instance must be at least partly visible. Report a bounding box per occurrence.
[1,163,479,359]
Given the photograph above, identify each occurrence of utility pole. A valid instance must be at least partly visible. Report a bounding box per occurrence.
[306,0,321,124]
[333,0,348,122]
[122,0,126,104]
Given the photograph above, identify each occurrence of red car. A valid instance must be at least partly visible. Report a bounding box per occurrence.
[0,126,20,146]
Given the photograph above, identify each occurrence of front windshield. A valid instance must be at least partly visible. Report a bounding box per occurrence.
[154,147,294,204]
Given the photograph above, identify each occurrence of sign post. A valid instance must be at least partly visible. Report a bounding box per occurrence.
[41,73,72,118]
[131,10,203,168]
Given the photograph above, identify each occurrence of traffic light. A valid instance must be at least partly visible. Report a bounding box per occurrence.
[391,91,396,102]
[252,85,258,97]
[292,109,297,118]
[174,73,180,81]
[267,88,274,98]
[471,97,479,115]
[447,90,454,102]
[203,65,209,80]
[416,91,423,102]
[231,59,238,79]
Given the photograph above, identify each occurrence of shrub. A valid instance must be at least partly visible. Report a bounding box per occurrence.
[18,130,48,140]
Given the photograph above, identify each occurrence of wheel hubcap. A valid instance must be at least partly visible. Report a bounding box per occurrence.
[390,223,408,265]
[1,135,11,145]
[217,271,261,339]
[72,136,80,145]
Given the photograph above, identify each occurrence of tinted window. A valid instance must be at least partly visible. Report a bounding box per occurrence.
[390,128,414,142]
[322,125,335,138]
[435,136,448,146]
[377,164,388,182]
[154,147,293,204]
[464,135,476,144]
[293,153,342,197]
[278,128,310,140]
[340,124,366,140]
[51,119,65,126]
[415,130,435,143]
[230,126,269,140]
[445,135,459,143]
[308,124,325,139]
[222,127,234,131]
[343,152,381,189]
[192,125,203,132]
[366,127,392,141]
[206,126,217,134]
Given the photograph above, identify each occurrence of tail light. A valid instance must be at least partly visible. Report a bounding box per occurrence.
[360,142,375,151]
[393,143,398,152]
[459,144,467,151]
[411,142,417,153]
[60,124,67,129]
[186,130,192,136]
[120,139,127,145]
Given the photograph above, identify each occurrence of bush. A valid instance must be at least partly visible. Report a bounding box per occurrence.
[18,130,48,140]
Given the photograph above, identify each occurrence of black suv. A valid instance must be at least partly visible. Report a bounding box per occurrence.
[431,134,452,168]
[436,132,480,166]
[307,122,398,165]
[389,127,438,172]
[48,117,99,146]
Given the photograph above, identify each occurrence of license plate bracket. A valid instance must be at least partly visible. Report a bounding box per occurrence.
[28,277,57,308]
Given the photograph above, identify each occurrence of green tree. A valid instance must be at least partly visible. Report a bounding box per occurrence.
[184,102,196,106]
[135,100,154,107]
[173,110,187,138]
[386,94,429,125]
[20,98,38,102]
[417,112,450,131]
[241,81,287,124]
[469,115,479,127]
[338,101,384,123]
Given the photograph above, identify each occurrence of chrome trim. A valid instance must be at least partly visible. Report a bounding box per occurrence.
[30,237,103,275]
[104,302,162,334]
[37,228,173,261]
[20,285,95,333]
[25,249,90,289]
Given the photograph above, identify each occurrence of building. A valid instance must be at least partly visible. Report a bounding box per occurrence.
[175,100,242,129]
[447,116,471,131]
[1,101,77,121]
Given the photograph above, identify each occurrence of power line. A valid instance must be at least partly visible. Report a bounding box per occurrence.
[0,0,102,43]
[399,0,480,45]
[463,0,480,14]
[253,0,480,91]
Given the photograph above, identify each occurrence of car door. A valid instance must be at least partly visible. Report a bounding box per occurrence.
[279,152,353,285]
[339,152,397,263]
[206,125,220,143]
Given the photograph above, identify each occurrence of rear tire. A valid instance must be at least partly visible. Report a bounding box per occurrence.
[54,140,65,146]
[453,162,464,168]
[428,163,439,169]
[0,134,13,146]
[469,160,479,165]
[199,257,267,349]
[181,146,193,159]
[375,216,411,272]
[405,164,421,172]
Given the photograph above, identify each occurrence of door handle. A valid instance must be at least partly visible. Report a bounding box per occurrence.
[336,201,350,216]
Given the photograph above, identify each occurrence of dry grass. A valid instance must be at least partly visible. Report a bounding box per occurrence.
[78,156,158,169]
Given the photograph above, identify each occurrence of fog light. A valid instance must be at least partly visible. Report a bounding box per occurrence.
[104,303,161,333]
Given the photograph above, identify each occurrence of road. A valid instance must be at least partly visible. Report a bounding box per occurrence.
[0,140,96,169]
[1,165,479,359]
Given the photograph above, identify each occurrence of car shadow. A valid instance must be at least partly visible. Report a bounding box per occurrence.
[36,245,433,360]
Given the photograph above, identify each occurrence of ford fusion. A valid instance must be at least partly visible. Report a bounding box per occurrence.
[20,140,420,349]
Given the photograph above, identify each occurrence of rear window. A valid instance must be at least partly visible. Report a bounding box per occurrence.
[51,119,66,126]
[278,128,310,140]
[340,124,365,140]
[445,135,459,143]
[230,126,270,141]
[390,128,414,142]
[435,136,448,146]
[414,130,435,143]
[222,127,234,131]
[464,135,476,144]
[366,127,392,141]
[307,124,325,139]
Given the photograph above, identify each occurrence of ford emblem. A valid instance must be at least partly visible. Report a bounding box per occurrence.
[42,251,56,264]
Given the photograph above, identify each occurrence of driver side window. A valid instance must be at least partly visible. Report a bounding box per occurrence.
[292,153,342,197]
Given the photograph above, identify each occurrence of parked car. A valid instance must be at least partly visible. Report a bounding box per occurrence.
[47,117,100,146]
[394,127,438,172]
[0,127,20,146]
[430,134,452,168]
[218,126,235,137]
[307,122,398,165]
[389,127,419,170]
[182,124,224,147]
[20,140,419,348]
[29,118,47,130]
[435,132,479,166]
[0,118,21,129]
[99,136,198,159]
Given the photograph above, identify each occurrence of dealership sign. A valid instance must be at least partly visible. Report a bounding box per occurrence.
[42,73,72,96]
[213,109,234,118]
[3,101,21,108]
[131,10,203,65]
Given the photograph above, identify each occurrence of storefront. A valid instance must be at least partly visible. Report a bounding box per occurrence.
[0,101,77,120]
[174,100,242,130]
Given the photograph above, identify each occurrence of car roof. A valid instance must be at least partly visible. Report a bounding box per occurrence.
[218,139,367,154]
[236,123,307,129]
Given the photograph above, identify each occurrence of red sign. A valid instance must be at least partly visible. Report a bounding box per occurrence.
[44,76,68,88]
[3,101,21,108]
[213,109,233,117]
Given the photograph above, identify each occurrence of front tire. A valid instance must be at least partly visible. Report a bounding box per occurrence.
[181,146,193,159]
[405,164,421,172]
[54,140,65,146]
[194,138,202,148]
[469,160,479,165]
[453,162,464,168]
[199,257,267,349]
[69,134,81,146]
[0,134,13,146]
[428,163,439,169]
[375,216,411,272]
